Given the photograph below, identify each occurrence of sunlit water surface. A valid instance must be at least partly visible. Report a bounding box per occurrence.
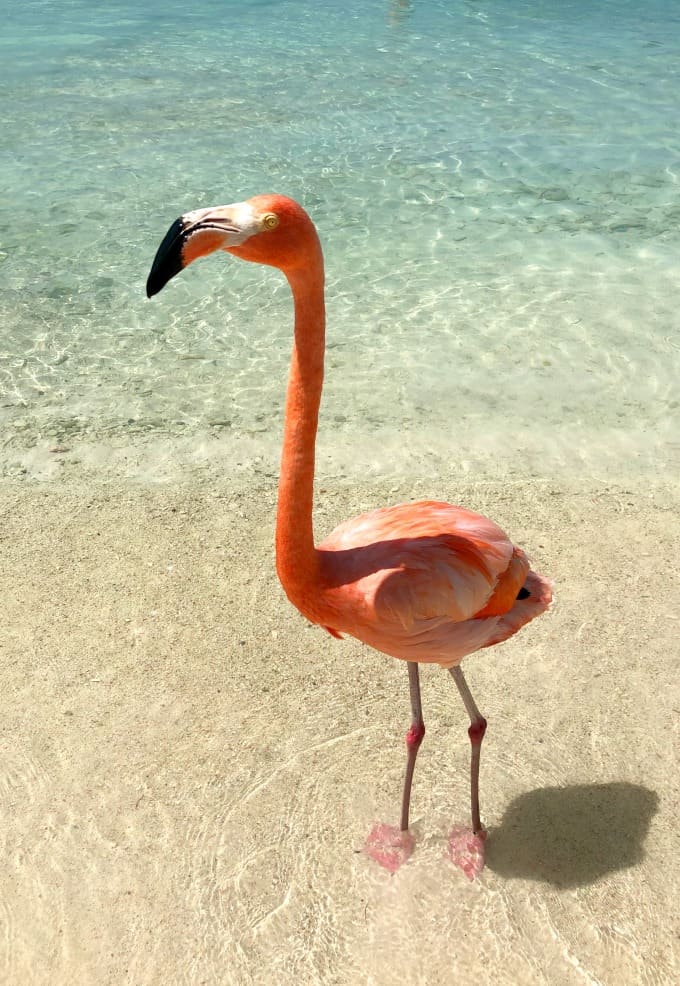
[2,0,679,486]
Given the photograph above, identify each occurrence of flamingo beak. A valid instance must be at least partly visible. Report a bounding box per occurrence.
[146,207,245,298]
[146,215,190,297]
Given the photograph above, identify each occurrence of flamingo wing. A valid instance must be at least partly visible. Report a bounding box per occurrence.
[319,500,527,628]
[316,501,550,667]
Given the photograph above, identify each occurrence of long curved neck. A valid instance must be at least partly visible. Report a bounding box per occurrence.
[275,253,325,606]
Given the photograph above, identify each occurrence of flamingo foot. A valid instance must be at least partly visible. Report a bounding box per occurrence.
[363,823,415,873]
[446,826,487,880]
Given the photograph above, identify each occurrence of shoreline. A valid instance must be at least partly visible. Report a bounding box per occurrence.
[1,425,677,489]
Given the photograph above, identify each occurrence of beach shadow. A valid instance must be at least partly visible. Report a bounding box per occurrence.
[485,782,659,888]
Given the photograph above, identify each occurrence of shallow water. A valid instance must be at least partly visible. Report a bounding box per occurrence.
[2,0,679,483]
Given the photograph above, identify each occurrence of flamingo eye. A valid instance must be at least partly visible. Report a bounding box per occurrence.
[262,213,279,230]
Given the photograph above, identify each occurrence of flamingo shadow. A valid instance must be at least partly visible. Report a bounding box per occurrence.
[485,782,659,888]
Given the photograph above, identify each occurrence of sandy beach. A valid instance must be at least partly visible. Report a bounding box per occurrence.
[2,472,678,985]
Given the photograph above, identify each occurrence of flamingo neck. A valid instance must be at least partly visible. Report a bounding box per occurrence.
[275,256,325,609]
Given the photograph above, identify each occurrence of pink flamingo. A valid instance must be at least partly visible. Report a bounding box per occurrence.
[147,194,552,877]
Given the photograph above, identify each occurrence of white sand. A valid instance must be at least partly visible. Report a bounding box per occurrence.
[1,474,678,985]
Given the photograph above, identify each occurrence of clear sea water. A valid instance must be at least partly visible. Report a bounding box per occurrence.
[2,0,679,484]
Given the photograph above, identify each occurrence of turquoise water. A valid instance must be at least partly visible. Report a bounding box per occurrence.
[2,0,679,483]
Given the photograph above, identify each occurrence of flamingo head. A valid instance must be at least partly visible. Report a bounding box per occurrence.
[146,193,320,297]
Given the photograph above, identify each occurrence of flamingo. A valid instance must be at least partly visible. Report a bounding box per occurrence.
[146,194,552,877]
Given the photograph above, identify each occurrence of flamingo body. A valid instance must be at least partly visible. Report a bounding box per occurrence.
[314,500,551,668]
[146,193,552,877]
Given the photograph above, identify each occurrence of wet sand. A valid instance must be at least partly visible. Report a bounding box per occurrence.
[1,475,678,985]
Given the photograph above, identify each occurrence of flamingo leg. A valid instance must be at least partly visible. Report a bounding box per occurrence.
[449,665,487,834]
[400,661,425,832]
[363,662,423,870]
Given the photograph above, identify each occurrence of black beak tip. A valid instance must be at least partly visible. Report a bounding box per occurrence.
[146,266,173,299]
[146,216,188,299]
